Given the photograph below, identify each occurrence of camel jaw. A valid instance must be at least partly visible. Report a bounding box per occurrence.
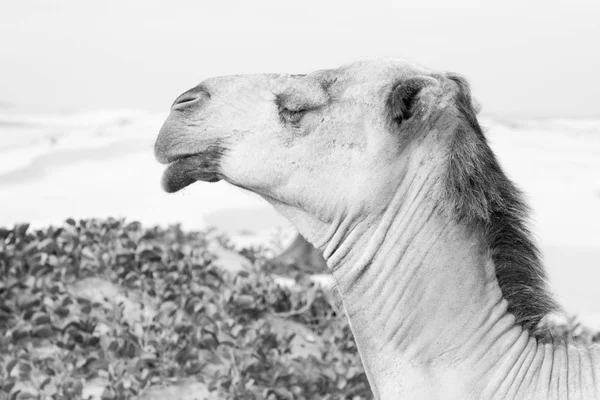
[161,151,223,193]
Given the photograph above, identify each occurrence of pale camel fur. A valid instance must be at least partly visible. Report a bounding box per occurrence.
[155,59,600,399]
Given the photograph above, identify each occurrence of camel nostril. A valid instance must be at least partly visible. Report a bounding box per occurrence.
[172,94,200,109]
[176,96,197,106]
[171,86,210,110]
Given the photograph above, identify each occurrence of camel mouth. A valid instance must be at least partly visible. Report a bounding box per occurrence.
[161,152,222,193]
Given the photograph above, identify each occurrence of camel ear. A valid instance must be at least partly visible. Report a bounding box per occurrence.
[387,76,433,124]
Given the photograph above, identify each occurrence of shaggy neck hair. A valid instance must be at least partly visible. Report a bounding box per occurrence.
[441,74,556,337]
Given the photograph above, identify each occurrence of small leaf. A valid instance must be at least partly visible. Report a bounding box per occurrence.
[81,247,96,260]
[15,388,39,400]
[10,327,30,342]
[13,223,30,238]
[108,340,119,352]
[80,302,92,314]
[231,324,244,337]
[37,238,57,253]
[0,227,11,239]
[47,254,59,267]
[32,325,54,338]
[6,359,18,376]
[31,312,52,326]
[54,307,70,318]
[233,294,254,308]
[138,248,162,262]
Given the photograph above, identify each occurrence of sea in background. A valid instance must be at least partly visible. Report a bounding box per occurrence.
[0,109,599,325]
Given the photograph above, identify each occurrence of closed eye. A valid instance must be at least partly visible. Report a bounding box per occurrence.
[275,94,310,125]
[278,105,308,125]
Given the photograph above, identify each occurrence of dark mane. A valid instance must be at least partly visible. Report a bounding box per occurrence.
[443,74,556,336]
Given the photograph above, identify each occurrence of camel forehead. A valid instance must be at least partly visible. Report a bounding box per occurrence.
[201,59,434,96]
[310,59,430,84]
[317,59,434,100]
[335,58,431,78]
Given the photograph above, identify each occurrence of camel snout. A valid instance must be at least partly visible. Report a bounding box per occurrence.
[155,84,218,165]
[171,85,210,111]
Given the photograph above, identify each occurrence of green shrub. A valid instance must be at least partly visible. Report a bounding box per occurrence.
[0,218,371,400]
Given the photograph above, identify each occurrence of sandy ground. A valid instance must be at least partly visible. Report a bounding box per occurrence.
[0,112,598,325]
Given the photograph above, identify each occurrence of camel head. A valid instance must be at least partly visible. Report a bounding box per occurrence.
[155,59,470,248]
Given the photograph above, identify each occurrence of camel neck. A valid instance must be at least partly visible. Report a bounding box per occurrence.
[323,170,532,398]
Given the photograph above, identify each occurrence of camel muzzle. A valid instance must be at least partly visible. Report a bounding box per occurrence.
[155,84,225,192]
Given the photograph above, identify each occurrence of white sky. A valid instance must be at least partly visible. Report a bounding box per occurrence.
[1,0,599,117]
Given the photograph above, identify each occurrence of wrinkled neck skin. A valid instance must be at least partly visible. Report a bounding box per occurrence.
[283,158,600,399]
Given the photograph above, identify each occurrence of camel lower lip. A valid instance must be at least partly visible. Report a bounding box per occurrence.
[162,155,221,193]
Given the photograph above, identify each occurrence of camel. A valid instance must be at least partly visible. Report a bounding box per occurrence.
[154,59,600,399]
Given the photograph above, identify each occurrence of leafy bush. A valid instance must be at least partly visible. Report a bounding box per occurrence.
[0,219,371,399]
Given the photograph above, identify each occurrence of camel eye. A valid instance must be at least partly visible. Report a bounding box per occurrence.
[278,106,307,125]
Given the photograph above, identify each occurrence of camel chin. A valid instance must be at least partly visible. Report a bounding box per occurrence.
[161,154,221,193]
